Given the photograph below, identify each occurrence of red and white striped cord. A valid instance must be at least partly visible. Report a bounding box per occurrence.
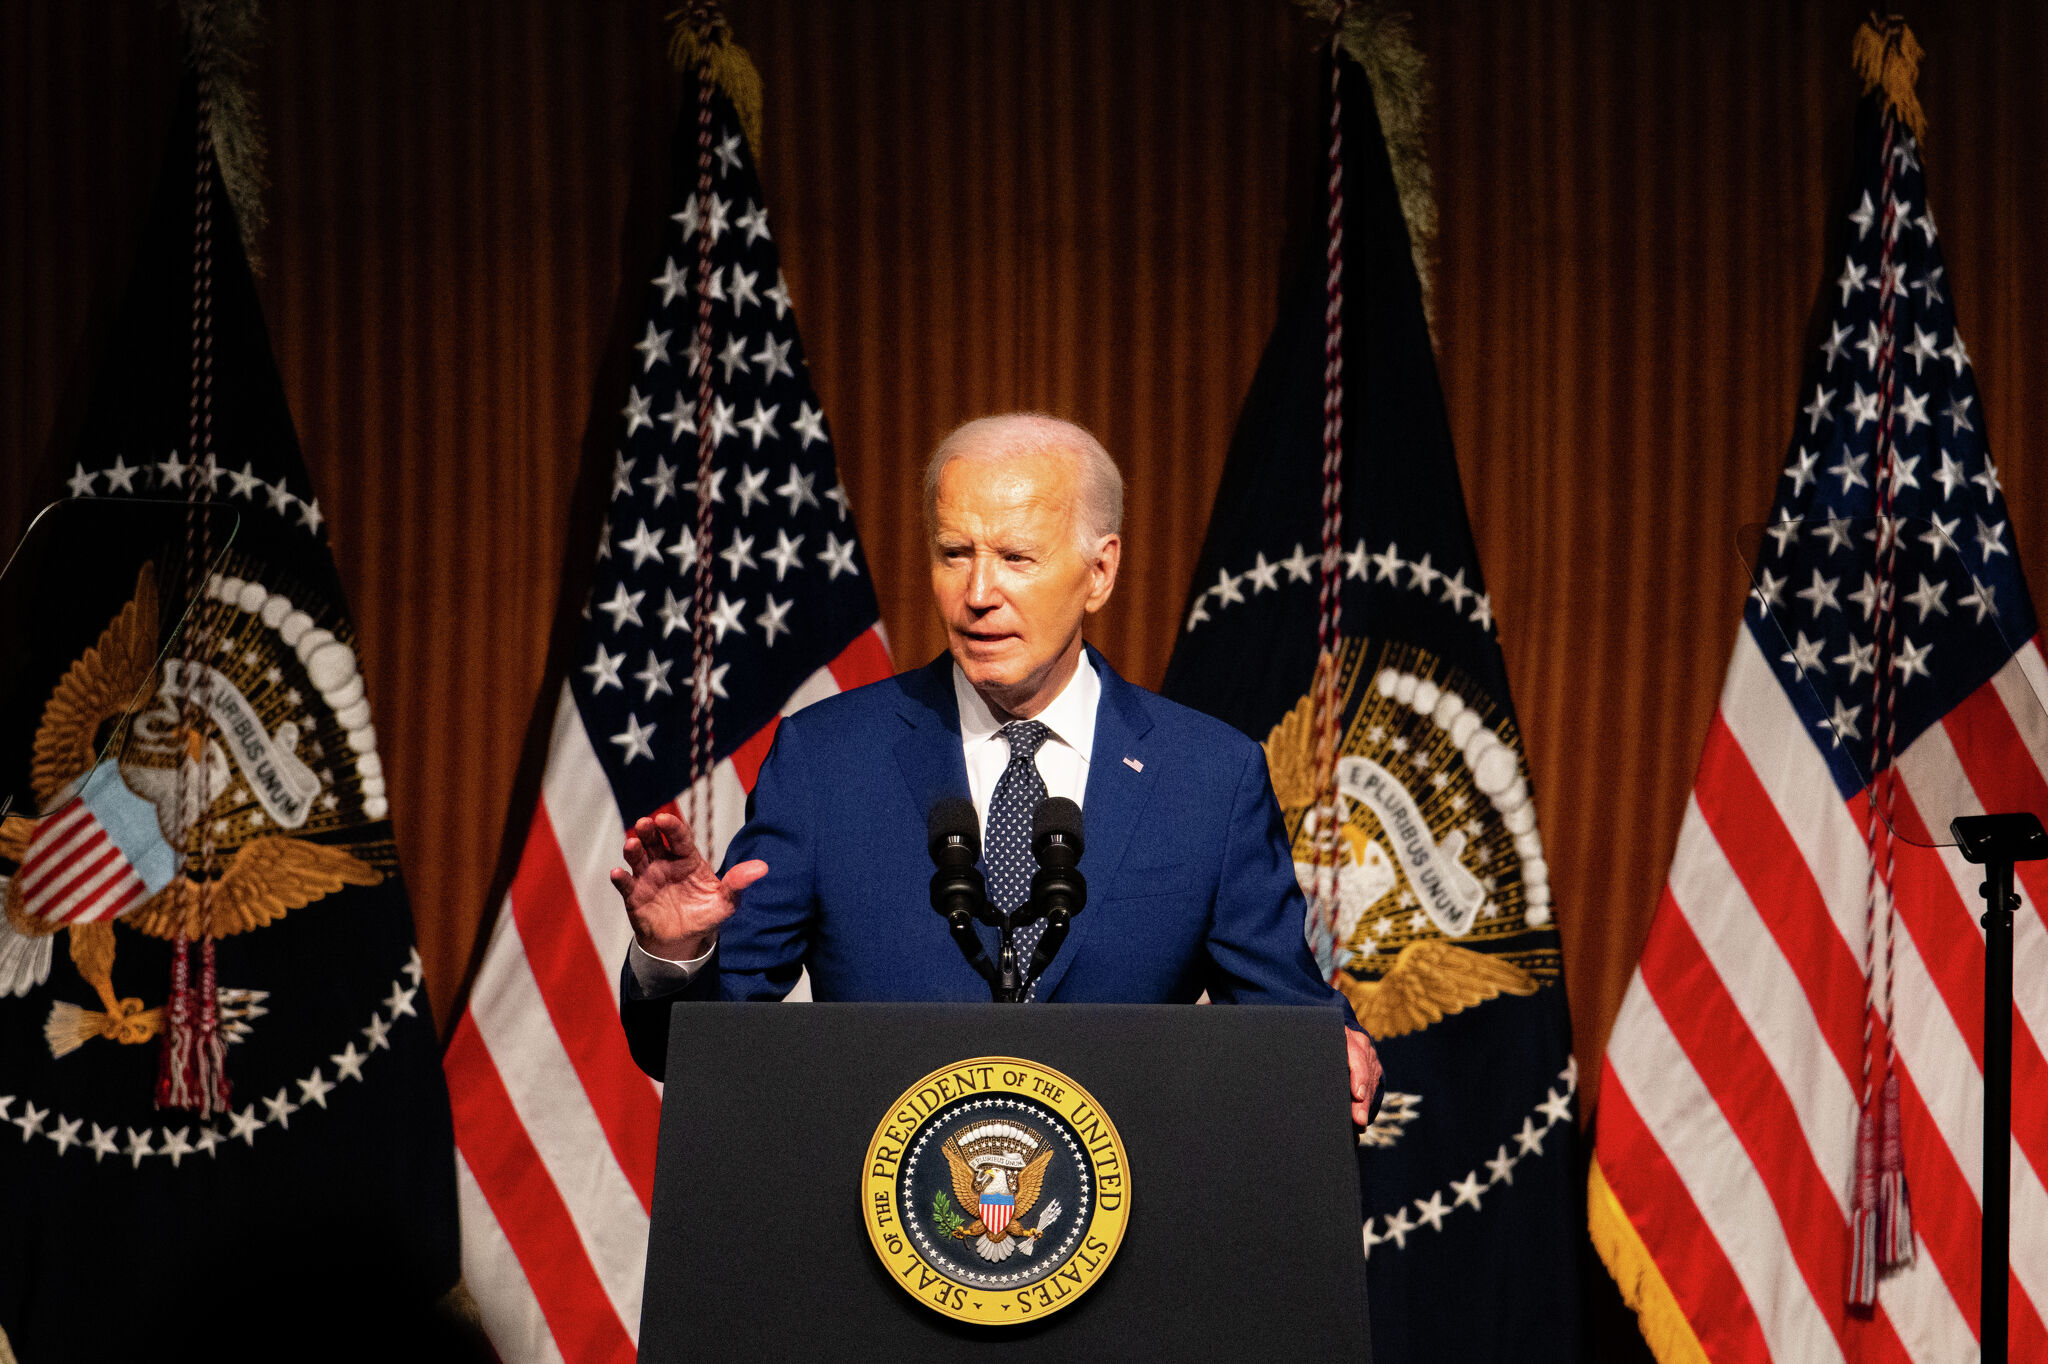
[1310,40,1348,968]
[686,8,719,855]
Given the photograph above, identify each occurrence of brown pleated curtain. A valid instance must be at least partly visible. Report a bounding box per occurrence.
[5,0,2046,1124]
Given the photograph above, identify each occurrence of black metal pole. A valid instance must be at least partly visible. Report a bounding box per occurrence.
[1981,856,2014,1364]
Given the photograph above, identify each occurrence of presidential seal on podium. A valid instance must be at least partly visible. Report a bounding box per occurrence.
[861,1056,1129,1324]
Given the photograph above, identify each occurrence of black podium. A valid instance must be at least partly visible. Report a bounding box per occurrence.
[640,1003,1372,1361]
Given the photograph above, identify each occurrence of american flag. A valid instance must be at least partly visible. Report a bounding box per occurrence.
[1589,95,2048,1362]
[441,64,891,1363]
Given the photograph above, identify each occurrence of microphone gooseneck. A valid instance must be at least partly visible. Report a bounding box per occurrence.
[1026,797,1087,979]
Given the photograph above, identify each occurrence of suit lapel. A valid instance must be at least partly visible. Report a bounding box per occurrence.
[1032,647,1156,1001]
[892,653,972,821]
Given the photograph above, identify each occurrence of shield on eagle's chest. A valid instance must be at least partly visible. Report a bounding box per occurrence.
[980,1191,1014,1236]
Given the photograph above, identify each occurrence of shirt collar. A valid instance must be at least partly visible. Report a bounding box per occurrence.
[951,649,1099,762]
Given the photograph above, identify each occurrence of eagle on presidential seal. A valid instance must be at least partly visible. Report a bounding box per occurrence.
[0,561,385,1058]
[938,1119,1066,1262]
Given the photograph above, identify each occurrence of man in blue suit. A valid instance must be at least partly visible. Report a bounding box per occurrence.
[613,413,1381,1119]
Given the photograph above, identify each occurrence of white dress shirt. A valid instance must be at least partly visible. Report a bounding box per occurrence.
[627,651,1102,992]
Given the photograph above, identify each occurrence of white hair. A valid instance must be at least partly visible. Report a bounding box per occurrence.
[923,412,1124,553]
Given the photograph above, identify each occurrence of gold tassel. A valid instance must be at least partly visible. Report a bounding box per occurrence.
[1852,14,1928,146]
[667,9,765,163]
[1587,1156,1712,1364]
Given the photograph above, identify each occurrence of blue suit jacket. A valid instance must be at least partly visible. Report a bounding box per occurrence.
[621,648,1349,1075]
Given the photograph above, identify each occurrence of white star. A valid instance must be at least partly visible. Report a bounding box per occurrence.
[11,1101,46,1142]
[583,643,625,693]
[1763,518,1802,555]
[666,526,700,574]
[102,454,141,492]
[1514,1116,1547,1156]
[158,1125,195,1166]
[718,334,752,381]
[363,1013,393,1051]
[1914,206,1937,245]
[1836,258,1868,305]
[619,519,665,569]
[1819,323,1851,371]
[791,401,828,448]
[728,264,761,314]
[157,450,189,487]
[1245,553,1280,593]
[657,587,691,638]
[634,321,672,371]
[1943,332,1970,375]
[720,530,757,578]
[124,1126,155,1167]
[1847,191,1875,238]
[87,1123,121,1161]
[1413,1191,1450,1232]
[1281,543,1315,582]
[651,256,688,305]
[1795,570,1840,616]
[194,455,223,491]
[709,591,747,641]
[641,455,680,508]
[218,459,260,498]
[265,478,297,513]
[756,595,794,646]
[1844,385,1882,432]
[683,332,708,376]
[1976,515,2010,560]
[1919,512,1961,561]
[66,463,98,496]
[1946,393,1975,434]
[1846,573,1883,622]
[1896,387,1930,434]
[1450,1171,1488,1211]
[1784,447,1820,496]
[635,650,673,699]
[763,529,805,580]
[1185,597,1210,631]
[331,1041,367,1082]
[1853,322,1884,370]
[1380,1206,1416,1249]
[1904,326,1941,373]
[46,1113,82,1156]
[1932,451,1968,502]
[689,659,732,700]
[704,396,738,448]
[1903,575,1950,623]
[1362,1220,1383,1257]
[298,1068,336,1110]
[776,464,818,513]
[726,464,769,517]
[751,335,794,384]
[1370,542,1405,583]
[1343,540,1372,580]
[1972,460,2003,503]
[818,533,859,579]
[1828,449,1870,493]
[674,190,729,243]
[661,392,695,443]
[1893,636,1933,683]
[738,400,781,448]
[1885,451,1922,494]
[824,484,851,520]
[612,451,637,499]
[1781,631,1826,673]
[735,198,770,244]
[764,271,792,319]
[263,1087,300,1129]
[1879,259,1909,301]
[714,132,743,175]
[1538,1087,1573,1126]
[1485,1145,1517,1184]
[621,387,653,437]
[1212,568,1245,607]
[610,713,657,764]
[228,1104,265,1145]
[1813,518,1855,556]
[1440,567,1474,611]
[1912,263,1945,306]
[1825,698,1863,745]
[193,1127,223,1158]
[298,497,325,533]
[597,582,645,631]
[1749,567,1785,611]
[1803,384,1835,432]
[1407,553,1441,594]
[1958,580,1998,624]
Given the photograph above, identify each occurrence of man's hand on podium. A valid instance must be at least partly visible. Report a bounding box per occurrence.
[1346,1027,1382,1127]
[610,811,770,963]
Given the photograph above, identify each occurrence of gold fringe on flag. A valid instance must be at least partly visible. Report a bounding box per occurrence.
[1852,14,1927,147]
[1587,1156,1711,1364]
[667,7,764,163]
[178,0,270,273]
[1295,1,1438,334]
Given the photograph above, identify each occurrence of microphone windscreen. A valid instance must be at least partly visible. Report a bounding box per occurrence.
[927,796,981,860]
[1031,796,1084,855]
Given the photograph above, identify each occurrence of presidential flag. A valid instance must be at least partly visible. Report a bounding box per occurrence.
[1161,28,1580,1364]
[443,25,891,1362]
[1590,24,2048,1362]
[0,70,458,1361]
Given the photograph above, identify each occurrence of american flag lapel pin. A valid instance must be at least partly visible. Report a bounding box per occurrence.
[1123,756,1143,772]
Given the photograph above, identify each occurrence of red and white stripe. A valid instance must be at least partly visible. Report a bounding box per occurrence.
[447,627,890,1363]
[16,798,150,927]
[1596,626,2048,1361]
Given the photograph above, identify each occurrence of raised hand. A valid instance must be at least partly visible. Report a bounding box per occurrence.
[609,810,769,962]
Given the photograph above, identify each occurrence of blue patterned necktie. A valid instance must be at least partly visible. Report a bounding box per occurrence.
[985,720,1051,999]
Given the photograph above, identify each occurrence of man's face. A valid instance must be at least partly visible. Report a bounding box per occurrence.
[930,448,1119,716]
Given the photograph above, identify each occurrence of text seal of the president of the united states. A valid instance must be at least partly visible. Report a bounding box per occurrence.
[862,1056,1129,1324]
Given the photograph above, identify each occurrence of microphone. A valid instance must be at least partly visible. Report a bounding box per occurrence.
[1026,797,1087,978]
[927,797,998,992]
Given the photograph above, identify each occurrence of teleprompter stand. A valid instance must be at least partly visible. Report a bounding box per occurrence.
[1951,812,2048,1364]
[638,1003,1371,1362]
